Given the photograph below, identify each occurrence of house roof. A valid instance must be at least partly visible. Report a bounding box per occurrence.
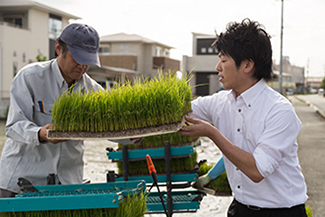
[100,33,173,49]
[273,70,292,77]
[192,32,216,38]
[0,0,80,20]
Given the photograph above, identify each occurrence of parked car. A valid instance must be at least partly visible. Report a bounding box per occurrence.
[318,88,324,96]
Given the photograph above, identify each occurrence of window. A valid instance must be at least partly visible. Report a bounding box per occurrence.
[197,38,217,55]
[155,47,161,57]
[49,14,62,39]
[201,47,207,53]
[99,46,110,55]
[120,44,128,53]
[3,12,25,28]
[164,49,170,57]
[4,17,22,27]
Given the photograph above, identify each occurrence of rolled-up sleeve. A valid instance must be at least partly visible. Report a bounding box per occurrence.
[253,108,302,178]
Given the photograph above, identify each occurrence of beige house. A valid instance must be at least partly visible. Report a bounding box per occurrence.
[0,1,181,116]
[0,0,80,117]
[87,33,180,85]
[182,32,222,96]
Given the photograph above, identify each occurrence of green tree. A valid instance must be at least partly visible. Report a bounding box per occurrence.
[321,77,325,89]
[36,54,47,62]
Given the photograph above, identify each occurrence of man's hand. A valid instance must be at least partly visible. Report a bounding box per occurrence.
[179,116,214,138]
[196,174,212,189]
[38,124,67,144]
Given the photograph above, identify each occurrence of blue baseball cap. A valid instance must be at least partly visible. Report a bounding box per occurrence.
[59,23,100,67]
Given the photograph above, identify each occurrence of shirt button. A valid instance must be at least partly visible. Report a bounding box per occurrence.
[238,109,241,112]
[237,128,240,132]
[237,185,240,189]
[236,168,239,171]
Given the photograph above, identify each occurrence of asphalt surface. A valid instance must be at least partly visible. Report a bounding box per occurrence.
[289,95,325,217]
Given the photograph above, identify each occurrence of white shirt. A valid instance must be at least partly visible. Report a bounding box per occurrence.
[192,79,307,208]
[0,59,103,193]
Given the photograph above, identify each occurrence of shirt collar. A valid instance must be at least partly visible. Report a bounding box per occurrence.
[52,59,66,88]
[241,79,267,109]
[227,79,267,109]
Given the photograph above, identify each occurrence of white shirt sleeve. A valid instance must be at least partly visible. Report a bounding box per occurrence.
[253,108,302,177]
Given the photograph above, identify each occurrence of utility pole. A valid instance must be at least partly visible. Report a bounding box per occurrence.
[279,0,284,94]
[306,59,309,93]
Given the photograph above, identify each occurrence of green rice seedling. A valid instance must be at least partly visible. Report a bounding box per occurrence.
[1,192,147,217]
[117,151,198,176]
[51,71,193,132]
[199,162,232,194]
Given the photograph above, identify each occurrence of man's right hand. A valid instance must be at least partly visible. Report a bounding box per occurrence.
[38,124,67,144]
[196,173,212,189]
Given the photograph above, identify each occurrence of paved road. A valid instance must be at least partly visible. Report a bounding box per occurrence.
[289,95,325,217]
[294,94,325,119]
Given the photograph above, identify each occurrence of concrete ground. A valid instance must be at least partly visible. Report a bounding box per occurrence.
[289,96,325,217]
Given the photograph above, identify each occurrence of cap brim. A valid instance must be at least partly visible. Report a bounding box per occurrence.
[68,45,101,67]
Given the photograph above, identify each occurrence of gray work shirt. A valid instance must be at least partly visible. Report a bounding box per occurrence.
[0,59,103,193]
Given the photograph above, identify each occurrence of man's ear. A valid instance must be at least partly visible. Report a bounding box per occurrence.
[55,41,61,56]
[243,59,255,74]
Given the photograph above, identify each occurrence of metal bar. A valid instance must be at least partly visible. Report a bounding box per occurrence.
[146,190,203,212]
[165,141,173,217]
[0,194,119,212]
[122,145,128,181]
[115,173,198,183]
[146,202,200,213]
[107,146,194,161]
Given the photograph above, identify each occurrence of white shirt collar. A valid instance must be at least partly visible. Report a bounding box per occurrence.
[228,79,267,109]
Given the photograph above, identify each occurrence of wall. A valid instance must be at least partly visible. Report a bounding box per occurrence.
[183,55,218,71]
[0,6,73,118]
[99,55,137,70]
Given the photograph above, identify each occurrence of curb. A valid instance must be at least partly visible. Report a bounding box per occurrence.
[305,100,325,120]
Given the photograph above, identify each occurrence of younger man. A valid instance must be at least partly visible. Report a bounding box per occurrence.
[180,18,308,217]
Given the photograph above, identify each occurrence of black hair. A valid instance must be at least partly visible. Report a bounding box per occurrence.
[212,18,273,81]
[55,38,68,58]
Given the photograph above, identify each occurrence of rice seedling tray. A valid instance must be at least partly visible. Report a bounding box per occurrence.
[47,112,192,140]
[118,138,201,151]
[115,173,198,183]
[0,180,146,212]
[107,145,194,161]
[146,190,204,213]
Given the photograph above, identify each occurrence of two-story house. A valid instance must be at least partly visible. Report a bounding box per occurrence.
[0,0,79,117]
[182,32,222,96]
[87,33,180,86]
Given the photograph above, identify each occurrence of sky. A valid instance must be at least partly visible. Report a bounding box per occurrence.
[36,0,325,77]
